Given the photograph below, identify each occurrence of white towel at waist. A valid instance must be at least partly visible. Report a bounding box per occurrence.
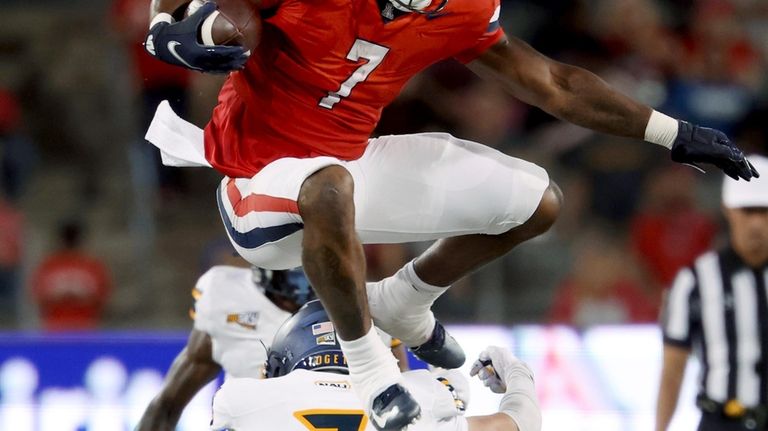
[144,100,212,168]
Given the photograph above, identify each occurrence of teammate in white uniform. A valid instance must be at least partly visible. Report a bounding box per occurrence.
[211,300,541,431]
[136,265,315,431]
[192,266,303,378]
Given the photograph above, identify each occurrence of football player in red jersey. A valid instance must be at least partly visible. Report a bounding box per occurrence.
[143,1,758,429]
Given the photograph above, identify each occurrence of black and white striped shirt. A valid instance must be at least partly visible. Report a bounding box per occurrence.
[662,247,768,407]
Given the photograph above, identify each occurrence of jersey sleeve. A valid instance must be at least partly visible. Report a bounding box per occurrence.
[453,1,504,64]
[192,269,218,334]
[660,267,698,348]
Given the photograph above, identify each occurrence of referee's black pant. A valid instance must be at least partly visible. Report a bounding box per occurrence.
[699,411,768,431]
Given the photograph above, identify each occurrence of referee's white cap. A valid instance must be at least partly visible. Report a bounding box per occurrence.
[723,154,768,208]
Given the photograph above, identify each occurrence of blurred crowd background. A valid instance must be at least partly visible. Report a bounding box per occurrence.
[0,0,766,330]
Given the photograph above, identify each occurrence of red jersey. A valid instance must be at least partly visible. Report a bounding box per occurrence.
[205,0,504,177]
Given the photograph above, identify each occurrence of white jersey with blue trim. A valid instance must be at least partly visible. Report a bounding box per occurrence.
[193,266,291,378]
[210,369,470,431]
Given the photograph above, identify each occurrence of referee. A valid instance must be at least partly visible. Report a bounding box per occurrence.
[656,154,768,431]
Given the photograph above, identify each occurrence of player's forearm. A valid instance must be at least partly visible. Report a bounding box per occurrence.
[136,397,182,431]
[543,63,652,139]
[467,413,519,431]
[470,39,652,141]
[137,338,221,431]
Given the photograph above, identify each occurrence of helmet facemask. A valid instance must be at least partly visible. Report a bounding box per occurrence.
[253,267,316,309]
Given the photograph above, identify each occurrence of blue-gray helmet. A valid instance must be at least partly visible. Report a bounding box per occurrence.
[265,299,347,378]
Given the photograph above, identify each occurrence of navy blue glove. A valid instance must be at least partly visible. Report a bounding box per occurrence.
[144,2,249,74]
[671,121,759,181]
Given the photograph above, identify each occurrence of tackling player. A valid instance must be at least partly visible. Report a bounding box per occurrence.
[143,0,759,428]
[211,299,541,431]
[137,265,408,431]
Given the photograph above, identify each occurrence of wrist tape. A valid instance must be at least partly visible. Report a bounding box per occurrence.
[498,371,541,431]
[644,110,678,149]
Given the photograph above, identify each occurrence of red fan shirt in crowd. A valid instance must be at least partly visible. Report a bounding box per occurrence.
[549,279,659,327]
[31,252,112,330]
[630,209,716,286]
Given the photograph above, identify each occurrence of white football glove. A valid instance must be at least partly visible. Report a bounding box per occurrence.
[469,346,532,393]
[469,346,541,431]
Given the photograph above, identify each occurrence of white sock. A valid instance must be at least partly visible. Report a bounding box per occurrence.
[338,325,402,409]
[367,260,449,346]
[403,259,448,295]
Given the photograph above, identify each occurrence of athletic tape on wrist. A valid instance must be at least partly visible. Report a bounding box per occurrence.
[499,391,541,431]
[644,110,678,150]
[498,368,541,431]
[149,12,174,30]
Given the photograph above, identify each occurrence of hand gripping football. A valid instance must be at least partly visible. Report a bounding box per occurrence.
[187,0,261,51]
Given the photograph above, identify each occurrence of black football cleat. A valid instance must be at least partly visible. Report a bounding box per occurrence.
[369,383,421,431]
[410,320,466,369]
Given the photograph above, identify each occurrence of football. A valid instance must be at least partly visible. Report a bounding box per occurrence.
[186,0,261,51]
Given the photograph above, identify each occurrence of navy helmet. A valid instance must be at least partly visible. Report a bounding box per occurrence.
[265,299,347,378]
[253,267,316,307]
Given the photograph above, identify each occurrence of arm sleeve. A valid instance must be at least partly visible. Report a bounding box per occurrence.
[453,2,505,64]
[660,268,698,347]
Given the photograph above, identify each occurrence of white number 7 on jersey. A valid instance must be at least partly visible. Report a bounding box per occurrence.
[319,39,390,110]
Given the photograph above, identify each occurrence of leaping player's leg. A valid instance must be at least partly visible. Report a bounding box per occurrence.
[353,133,561,365]
[296,166,421,431]
[298,166,369,339]
[415,183,561,286]
[216,159,421,430]
[367,184,560,365]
